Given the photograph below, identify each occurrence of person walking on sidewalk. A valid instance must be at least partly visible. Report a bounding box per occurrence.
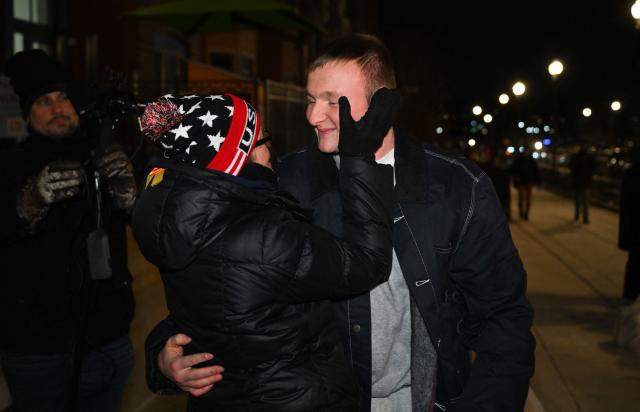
[619,148,640,304]
[511,146,540,220]
[569,143,597,224]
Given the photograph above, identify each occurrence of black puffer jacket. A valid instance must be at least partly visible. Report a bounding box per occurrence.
[132,156,393,411]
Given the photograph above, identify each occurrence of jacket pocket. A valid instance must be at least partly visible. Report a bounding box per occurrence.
[434,243,452,254]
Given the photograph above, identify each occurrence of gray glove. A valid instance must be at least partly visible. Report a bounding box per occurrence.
[338,87,402,159]
[94,146,138,211]
[16,160,85,225]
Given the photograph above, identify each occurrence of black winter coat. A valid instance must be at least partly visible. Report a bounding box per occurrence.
[276,133,535,412]
[569,151,597,189]
[143,133,534,411]
[0,132,134,354]
[511,154,540,186]
[133,156,393,411]
[619,162,640,251]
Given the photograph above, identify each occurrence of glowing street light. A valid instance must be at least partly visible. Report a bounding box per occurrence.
[483,114,493,123]
[499,93,510,104]
[582,107,592,117]
[611,100,622,111]
[468,138,477,147]
[547,60,563,175]
[472,105,483,115]
[534,141,543,150]
[632,0,640,28]
[512,81,526,96]
[547,60,564,78]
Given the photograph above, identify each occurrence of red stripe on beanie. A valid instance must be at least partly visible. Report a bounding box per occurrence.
[206,94,248,174]
[229,111,261,175]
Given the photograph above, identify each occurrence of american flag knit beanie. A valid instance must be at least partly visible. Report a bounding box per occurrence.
[140,93,260,176]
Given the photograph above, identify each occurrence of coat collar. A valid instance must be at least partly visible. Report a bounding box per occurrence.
[300,129,430,204]
[393,129,428,203]
[149,157,312,221]
[300,145,341,201]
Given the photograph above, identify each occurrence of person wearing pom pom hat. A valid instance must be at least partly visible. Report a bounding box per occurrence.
[132,90,399,411]
[0,49,137,412]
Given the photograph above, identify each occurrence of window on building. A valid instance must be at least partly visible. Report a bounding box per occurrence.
[13,32,24,53]
[13,0,30,21]
[238,56,254,77]
[13,0,50,25]
[32,0,49,24]
[152,33,188,93]
[11,0,53,54]
[210,53,234,71]
[32,41,51,54]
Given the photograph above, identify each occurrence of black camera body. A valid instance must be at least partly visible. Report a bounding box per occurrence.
[72,68,144,281]
[74,68,144,123]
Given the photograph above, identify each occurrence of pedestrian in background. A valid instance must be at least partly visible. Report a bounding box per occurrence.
[569,143,597,224]
[511,146,540,220]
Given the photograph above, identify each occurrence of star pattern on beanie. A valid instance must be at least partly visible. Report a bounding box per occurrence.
[140,93,260,176]
[208,132,225,151]
[187,101,201,114]
[198,111,217,127]
[170,123,192,140]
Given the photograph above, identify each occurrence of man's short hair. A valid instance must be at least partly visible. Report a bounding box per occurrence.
[309,33,396,99]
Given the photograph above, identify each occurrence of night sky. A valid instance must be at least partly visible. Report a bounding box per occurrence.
[378,0,639,119]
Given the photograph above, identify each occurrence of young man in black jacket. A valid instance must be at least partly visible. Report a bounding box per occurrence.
[0,49,137,412]
[149,34,535,411]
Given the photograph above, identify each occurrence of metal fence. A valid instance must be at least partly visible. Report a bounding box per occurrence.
[264,79,315,155]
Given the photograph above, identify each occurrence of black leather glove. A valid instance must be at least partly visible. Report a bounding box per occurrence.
[338,87,402,159]
[94,146,138,211]
[16,160,85,225]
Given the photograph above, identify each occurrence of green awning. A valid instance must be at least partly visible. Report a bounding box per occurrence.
[127,0,322,35]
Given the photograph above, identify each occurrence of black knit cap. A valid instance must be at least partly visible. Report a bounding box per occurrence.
[4,49,72,118]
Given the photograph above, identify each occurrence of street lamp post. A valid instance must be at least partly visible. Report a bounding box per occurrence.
[548,59,564,175]
[510,81,527,151]
[547,59,563,132]
[610,100,622,143]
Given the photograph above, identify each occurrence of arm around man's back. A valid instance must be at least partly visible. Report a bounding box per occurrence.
[146,318,223,396]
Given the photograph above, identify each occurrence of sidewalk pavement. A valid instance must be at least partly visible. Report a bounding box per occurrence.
[511,187,640,412]
[118,187,639,412]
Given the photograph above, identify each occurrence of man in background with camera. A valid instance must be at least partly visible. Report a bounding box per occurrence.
[0,49,137,412]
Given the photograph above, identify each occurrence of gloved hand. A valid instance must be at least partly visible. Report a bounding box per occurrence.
[94,146,138,211]
[16,160,85,225]
[338,87,402,159]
